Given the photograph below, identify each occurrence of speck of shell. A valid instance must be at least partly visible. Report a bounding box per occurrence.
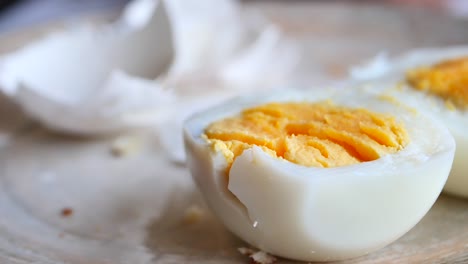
[61,208,73,217]
[110,135,142,158]
[182,205,205,225]
[238,247,277,264]
[238,247,256,256]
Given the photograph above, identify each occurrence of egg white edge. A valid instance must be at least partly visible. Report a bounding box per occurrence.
[183,89,455,261]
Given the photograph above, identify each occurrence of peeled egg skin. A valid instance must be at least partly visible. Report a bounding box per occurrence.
[356,46,468,198]
[183,90,455,262]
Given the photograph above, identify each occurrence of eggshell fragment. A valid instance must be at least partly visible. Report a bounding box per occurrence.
[162,0,300,88]
[184,90,455,261]
[0,0,174,134]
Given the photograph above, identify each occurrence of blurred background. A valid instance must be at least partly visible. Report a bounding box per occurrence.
[0,0,467,34]
[0,0,131,33]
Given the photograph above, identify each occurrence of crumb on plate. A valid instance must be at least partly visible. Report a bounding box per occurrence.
[61,207,73,217]
[110,135,142,157]
[182,205,205,225]
[238,247,277,264]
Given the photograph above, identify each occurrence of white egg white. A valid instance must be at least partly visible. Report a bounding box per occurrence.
[183,89,455,262]
[353,46,468,198]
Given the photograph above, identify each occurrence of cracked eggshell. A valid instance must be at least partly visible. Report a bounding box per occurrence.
[350,46,468,198]
[183,89,455,262]
[162,0,300,89]
[16,71,176,134]
[163,0,245,77]
[220,25,300,88]
[0,0,174,134]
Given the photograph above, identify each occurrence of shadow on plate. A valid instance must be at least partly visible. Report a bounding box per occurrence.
[144,189,247,262]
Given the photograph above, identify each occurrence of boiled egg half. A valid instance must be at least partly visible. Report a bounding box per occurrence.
[183,89,455,261]
[353,46,468,198]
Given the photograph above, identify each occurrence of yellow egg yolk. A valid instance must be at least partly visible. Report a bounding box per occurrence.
[406,57,468,109]
[203,102,409,172]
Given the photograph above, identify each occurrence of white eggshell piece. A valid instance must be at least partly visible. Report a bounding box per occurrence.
[0,0,174,134]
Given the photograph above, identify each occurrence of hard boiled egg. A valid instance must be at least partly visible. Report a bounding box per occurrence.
[183,89,455,262]
[352,46,468,198]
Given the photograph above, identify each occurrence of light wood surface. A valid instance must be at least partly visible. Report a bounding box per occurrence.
[0,2,467,264]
